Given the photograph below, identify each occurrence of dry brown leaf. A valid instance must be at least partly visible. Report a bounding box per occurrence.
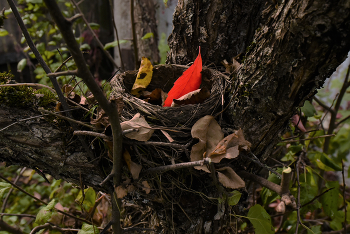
[90,107,109,127]
[123,150,142,179]
[142,181,151,194]
[190,115,224,171]
[171,87,210,107]
[62,84,73,93]
[127,184,136,193]
[209,129,251,163]
[121,113,154,141]
[217,167,245,189]
[115,185,128,199]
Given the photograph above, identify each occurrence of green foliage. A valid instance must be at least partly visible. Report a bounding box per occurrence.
[35,199,56,225]
[247,204,274,234]
[301,100,317,117]
[78,223,99,234]
[75,187,96,212]
[218,190,242,206]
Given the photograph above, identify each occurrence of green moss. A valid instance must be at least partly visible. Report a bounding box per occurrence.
[0,71,57,108]
[0,85,36,108]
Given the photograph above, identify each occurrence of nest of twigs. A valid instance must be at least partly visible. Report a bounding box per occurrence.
[109,64,236,233]
[110,64,228,128]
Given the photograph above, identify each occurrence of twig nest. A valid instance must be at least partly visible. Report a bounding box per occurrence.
[110,64,228,128]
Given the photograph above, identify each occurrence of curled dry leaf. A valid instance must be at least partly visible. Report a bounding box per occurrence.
[123,150,142,180]
[142,181,151,194]
[121,113,154,141]
[291,114,306,132]
[142,88,167,106]
[209,129,251,163]
[115,185,128,199]
[131,57,153,97]
[190,115,224,172]
[171,87,210,107]
[217,167,245,189]
[90,107,109,127]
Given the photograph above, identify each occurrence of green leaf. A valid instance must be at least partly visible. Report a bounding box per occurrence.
[163,0,168,7]
[103,40,128,50]
[228,191,241,206]
[36,42,45,54]
[88,23,100,30]
[329,210,344,231]
[17,58,27,72]
[301,100,316,117]
[0,187,10,199]
[0,29,8,37]
[307,225,321,234]
[247,204,274,234]
[77,223,99,234]
[80,43,91,51]
[320,181,339,218]
[319,154,341,171]
[141,32,154,40]
[158,33,169,64]
[75,187,96,212]
[35,199,56,225]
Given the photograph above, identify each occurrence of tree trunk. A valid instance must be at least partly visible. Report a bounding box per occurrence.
[1,0,350,232]
[167,0,350,160]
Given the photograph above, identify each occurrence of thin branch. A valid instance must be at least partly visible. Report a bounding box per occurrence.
[236,170,282,195]
[0,213,36,218]
[1,167,26,213]
[109,0,125,71]
[47,69,78,77]
[0,83,56,93]
[74,129,137,139]
[70,0,121,70]
[29,223,81,234]
[295,155,302,234]
[0,219,24,234]
[282,134,335,143]
[314,96,335,114]
[300,187,334,208]
[130,0,139,69]
[38,108,94,129]
[245,152,282,177]
[324,63,350,153]
[145,158,212,173]
[336,113,350,127]
[0,173,92,225]
[342,160,347,234]
[123,140,190,150]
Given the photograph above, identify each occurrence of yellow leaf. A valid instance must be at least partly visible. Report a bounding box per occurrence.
[131,57,153,97]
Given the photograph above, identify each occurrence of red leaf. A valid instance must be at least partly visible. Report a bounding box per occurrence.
[163,47,202,107]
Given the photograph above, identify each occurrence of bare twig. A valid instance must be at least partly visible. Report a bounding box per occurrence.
[145,158,212,173]
[70,0,121,70]
[109,0,125,71]
[336,113,350,127]
[295,155,302,234]
[0,213,36,218]
[29,223,81,234]
[314,97,335,115]
[0,174,92,225]
[130,0,139,69]
[38,108,94,129]
[47,69,78,77]
[123,140,190,150]
[245,152,282,177]
[1,167,26,213]
[0,83,56,93]
[282,134,335,143]
[324,63,350,153]
[300,187,334,208]
[236,170,282,195]
[73,129,137,139]
[0,219,24,234]
[342,160,347,234]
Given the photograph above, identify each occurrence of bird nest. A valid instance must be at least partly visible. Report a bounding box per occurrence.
[110,64,229,129]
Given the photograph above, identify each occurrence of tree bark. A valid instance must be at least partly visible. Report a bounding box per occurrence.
[167,0,350,160]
